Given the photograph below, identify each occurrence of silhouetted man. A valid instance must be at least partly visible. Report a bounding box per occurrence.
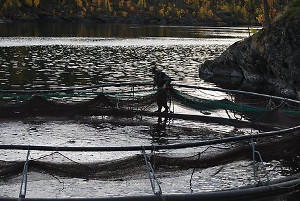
[151,64,171,113]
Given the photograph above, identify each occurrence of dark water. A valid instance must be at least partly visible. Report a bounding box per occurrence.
[0,23,248,91]
[0,42,227,90]
[0,23,299,200]
[0,22,252,38]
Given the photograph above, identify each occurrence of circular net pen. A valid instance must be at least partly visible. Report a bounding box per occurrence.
[0,82,300,200]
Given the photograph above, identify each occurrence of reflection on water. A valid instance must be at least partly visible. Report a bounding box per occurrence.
[0,23,251,90]
[0,22,255,38]
[150,117,169,144]
[0,38,232,90]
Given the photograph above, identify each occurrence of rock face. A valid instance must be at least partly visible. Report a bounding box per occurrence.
[199,2,300,99]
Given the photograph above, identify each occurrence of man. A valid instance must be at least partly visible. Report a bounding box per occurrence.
[151,64,171,113]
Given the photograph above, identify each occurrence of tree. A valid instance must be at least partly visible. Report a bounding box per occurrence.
[119,0,124,8]
[33,0,40,7]
[104,0,112,13]
[75,0,83,7]
[137,0,146,10]
[24,0,33,6]
[262,0,270,27]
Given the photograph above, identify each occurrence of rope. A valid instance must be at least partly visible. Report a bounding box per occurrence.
[189,152,201,194]
[0,124,299,152]
[251,136,270,184]
[141,147,162,196]
[18,147,30,199]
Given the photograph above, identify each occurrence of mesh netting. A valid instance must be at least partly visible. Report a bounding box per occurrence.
[0,85,300,198]
[0,90,158,118]
[1,87,300,126]
[170,89,300,127]
[1,133,299,180]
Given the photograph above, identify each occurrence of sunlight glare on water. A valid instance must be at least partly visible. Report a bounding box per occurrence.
[0,37,240,47]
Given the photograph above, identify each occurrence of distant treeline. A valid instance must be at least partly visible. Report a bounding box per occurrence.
[0,0,292,25]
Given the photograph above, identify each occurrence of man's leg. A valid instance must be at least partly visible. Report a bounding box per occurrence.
[161,90,168,112]
[156,90,163,112]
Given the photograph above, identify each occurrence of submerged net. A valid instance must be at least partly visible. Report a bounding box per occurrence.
[1,85,300,128]
[0,132,299,181]
[0,89,157,118]
[0,83,300,196]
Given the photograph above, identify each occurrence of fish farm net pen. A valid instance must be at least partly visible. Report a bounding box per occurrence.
[0,82,300,200]
[0,123,299,152]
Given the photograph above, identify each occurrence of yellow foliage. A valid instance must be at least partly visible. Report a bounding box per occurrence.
[250,27,258,34]
[104,0,112,12]
[198,6,205,18]
[90,6,94,12]
[33,0,40,7]
[159,8,165,16]
[176,8,184,18]
[119,0,124,8]
[3,0,13,9]
[167,6,171,12]
[256,13,264,24]
[79,11,85,17]
[24,0,33,6]
[75,0,83,7]
[149,6,154,13]
[220,4,230,12]
[92,0,102,6]
[17,0,21,7]
[137,0,146,9]
[176,9,181,18]
[184,0,192,4]
[241,6,247,20]
[235,5,241,12]
[126,0,131,8]
[207,9,213,17]
[120,11,128,17]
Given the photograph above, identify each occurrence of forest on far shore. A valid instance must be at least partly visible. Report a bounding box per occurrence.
[0,0,292,25]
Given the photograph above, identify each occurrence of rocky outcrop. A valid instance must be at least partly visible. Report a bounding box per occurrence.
[199,1,300,99]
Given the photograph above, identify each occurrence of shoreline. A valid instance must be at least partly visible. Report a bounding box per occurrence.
[0,16,256,27]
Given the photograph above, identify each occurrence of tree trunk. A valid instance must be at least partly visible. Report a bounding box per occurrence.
[262,0,270,28]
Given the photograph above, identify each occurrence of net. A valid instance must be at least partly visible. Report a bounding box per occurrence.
[1,86,300,126]
[0,84,300,198]
[0,133,299,181]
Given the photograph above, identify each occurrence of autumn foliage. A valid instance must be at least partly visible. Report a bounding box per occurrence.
[0,0,291,25]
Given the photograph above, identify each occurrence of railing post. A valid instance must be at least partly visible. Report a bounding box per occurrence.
[141,147,162,196]
[19,147,30,199]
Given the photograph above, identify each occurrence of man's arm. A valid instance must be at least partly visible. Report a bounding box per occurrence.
[162,72,171,89]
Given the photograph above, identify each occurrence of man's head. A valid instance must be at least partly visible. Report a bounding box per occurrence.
[150,62,162,74]
[151,66,157,74]
[150,61,157,74]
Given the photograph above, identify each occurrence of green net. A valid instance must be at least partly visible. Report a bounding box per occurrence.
[1,86,300,127]
[172,89,269,113]
[171,89,300,125]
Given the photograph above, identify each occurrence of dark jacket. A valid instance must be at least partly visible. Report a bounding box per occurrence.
[154,71,171,87]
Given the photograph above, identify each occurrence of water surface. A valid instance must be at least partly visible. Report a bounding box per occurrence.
[0,23,298,200]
